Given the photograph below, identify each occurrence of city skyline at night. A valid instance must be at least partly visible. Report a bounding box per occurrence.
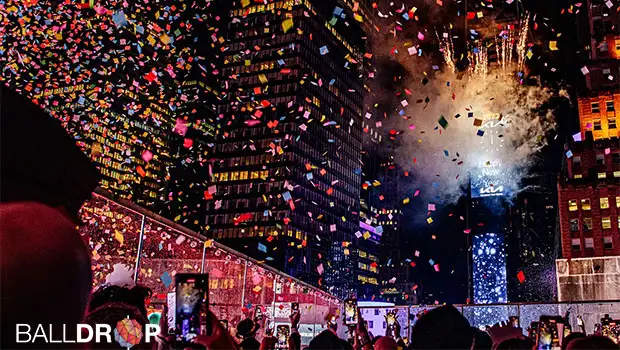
[2,0,619,307]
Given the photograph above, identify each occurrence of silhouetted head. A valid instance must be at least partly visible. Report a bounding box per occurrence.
[496,337,535,350]
[308,330,349,350]
[0,85,100,222]
[561,332,586,350]
[409,305,474,350]
[472,328,493,350]
[565,335,618,350]
[375,336,398,350]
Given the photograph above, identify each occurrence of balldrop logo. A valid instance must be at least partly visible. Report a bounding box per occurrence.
[15,321,160,347]
[114,318,144,348]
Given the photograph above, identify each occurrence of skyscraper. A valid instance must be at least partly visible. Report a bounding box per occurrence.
[1,0,223,215]
[206,0,367,297]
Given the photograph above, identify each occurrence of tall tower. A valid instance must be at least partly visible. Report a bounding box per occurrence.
[206,0,367,297]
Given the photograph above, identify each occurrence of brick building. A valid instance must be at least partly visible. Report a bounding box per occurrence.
[558,135,620,258]
[555,0,620,302]
[577,94,620,141]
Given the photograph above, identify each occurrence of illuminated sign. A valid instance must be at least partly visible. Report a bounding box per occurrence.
[473,233,507,304]
[470,161,507,198]
[479,185,504,196]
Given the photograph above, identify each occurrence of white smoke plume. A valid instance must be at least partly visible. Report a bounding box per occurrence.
[386,65,566,204]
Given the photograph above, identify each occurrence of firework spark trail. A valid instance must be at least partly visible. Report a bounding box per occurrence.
[468,43,488,76]
[517,13,530,70]
[381,13,565,204]
[437,30,456,74]
[496,28,515,72]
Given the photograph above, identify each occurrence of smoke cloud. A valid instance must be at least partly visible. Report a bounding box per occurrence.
[392,67,564,203]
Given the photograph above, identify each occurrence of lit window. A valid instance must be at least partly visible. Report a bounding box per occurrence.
[594,119,602,130]
[601,197,610,209]
[592,102,600,113]
[609,118,617,129]
[568,200,578,212]
[606,100,615,111]
[581,198,591,210]
[602,217,612,229]
[571,238,581,251]
[604,236,613,249]
[614,171,620,178]
[574,174,583,179]
[598,172,607,179]
[617,196,620,208]
[569,218,579,232]
[585,237,594,250]
[583,218,593,231]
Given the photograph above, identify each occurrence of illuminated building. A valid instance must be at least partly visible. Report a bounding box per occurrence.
[577,94,620,141]
[555,0,620,301]
[505,185,559,302]
[206,0,366,297]
[557,133,620,300]
[473,233,507,304]
[11,0,225,216]
[356,124,383,300]
[38,85,173,210]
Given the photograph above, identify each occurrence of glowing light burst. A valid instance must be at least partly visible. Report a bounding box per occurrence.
[496,29,515,72]
[517,13,530,71]
[389,12,562,204]
[468,43,488,77]
[437,30,456,74]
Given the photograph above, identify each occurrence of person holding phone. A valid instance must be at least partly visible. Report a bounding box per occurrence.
[289,304,302,350]
[353,308,373,350]
[236,317,261,350]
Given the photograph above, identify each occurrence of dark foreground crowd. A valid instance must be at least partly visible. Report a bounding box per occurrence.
[1,83,619,350]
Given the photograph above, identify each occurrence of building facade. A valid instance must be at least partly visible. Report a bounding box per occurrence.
[559,136,620,258]
[555,0,620,302]
[206,0,367,298]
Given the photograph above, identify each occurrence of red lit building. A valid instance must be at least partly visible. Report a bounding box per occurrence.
[555,0,620,302]
[558,135,620,258]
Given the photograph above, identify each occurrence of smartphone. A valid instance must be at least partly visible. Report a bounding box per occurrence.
[537,316,564,350]
[175,273,209,346]
[276,325,290,349]
[529,321,539,339]
[292,302,299,313]
[386,313,397,328]
[147,305,164,325]
[343,299,358,326]
[255,306,263,321]
[220,320,228,331]
[167,292,176,333]
[509,316,520,328]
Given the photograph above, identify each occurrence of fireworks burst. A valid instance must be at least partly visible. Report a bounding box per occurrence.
[517,13,531,70]
[437,30,456,74]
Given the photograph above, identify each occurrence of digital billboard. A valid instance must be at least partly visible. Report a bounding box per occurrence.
[473,233,507,304]
[470,160,508,198]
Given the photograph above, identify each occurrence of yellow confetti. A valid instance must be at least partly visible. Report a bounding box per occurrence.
[549,41,558,51]
[282,18,294,33]
[114,230,124,245]
[427,217,434,224]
